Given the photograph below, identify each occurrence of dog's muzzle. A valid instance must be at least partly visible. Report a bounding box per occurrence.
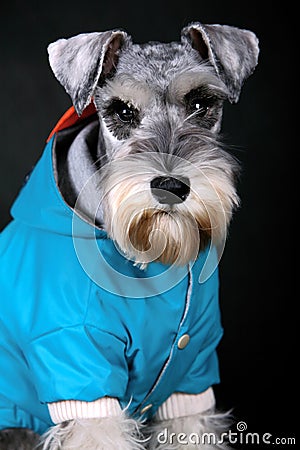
[150,176,190,205]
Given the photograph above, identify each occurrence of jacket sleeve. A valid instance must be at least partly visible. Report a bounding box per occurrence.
[154,387,215,420]
[23,325,128,406]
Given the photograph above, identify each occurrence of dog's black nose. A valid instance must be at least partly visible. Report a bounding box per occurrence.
[150,176,190,205]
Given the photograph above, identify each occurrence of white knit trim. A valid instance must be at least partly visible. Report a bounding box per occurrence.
[155,387,215,421]
[48,397,122,424]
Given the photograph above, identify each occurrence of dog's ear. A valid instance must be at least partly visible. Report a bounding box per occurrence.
[48,30,128,115]
[181,22,259,103]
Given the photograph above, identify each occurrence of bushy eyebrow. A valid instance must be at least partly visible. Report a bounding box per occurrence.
[167,68,228,103]
[104,74,152,108]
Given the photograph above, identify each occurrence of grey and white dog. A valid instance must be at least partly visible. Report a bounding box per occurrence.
[0,22,258,450]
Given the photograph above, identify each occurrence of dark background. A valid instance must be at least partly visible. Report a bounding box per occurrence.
[0,1,296,447]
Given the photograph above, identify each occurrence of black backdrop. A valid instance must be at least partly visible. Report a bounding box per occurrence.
[0,1,296,447]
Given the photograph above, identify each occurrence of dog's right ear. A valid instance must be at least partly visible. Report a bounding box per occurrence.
[48,30,128,115]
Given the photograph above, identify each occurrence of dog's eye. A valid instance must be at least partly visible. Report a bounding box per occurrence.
[113,100,136,123]
[103,98,140,139]
[185,88,217,119]
[189,98,209,116]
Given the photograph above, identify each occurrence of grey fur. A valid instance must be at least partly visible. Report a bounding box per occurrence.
[181,22,259,102]
[3,22,259,449]
[48,30,129,114]
[48,23,259,113]
[48,22,258,219]
[0,428,41,449]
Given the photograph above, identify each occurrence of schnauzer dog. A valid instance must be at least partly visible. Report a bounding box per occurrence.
[0,21,258,449]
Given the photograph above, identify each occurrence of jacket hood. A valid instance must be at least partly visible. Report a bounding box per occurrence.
[10,105,219,284]
[11,105,104,238]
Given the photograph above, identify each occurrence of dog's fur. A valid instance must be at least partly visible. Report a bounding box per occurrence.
[0,22,259,449]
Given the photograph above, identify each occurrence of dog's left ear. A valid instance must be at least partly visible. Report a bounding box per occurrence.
[48,30,128,115]
[181,23,259,103]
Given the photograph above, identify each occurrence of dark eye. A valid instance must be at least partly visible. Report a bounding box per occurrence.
[114,100,136,123]
[189,98,209,116]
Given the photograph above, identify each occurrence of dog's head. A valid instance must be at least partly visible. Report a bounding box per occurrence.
[48,23,259,267]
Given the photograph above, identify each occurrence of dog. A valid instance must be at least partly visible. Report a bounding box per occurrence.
[0,21,259,449]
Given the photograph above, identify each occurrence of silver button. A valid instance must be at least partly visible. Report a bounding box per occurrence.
[140,403,153,414]
[177,334,190,349]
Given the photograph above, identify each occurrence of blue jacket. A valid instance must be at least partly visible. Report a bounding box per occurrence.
[0,108,223,435]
